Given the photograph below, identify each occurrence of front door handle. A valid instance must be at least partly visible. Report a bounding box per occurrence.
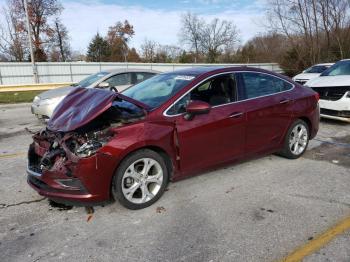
[279,99,290,104]
[229,112,244,118]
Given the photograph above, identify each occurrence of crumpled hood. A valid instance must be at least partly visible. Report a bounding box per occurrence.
[47,87,118,132]
[306,75,350,87]
[39,85,75,100]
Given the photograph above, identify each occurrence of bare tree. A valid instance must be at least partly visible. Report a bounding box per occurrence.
[179,13,239,63]
[0,4,27,61]
[200,18,239,62]
[140,39,157,62]
[51,18,71,61]
[1,0,63,61]
[155,45,183,62]
[266,0,350,73]
[179,12,203,63]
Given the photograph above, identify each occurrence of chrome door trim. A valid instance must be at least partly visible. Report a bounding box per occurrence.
[163,71,295,117]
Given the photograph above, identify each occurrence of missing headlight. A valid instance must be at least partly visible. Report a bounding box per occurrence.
[76,141,103,157]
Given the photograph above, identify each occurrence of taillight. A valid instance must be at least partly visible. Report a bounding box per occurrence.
[314,92,320,101]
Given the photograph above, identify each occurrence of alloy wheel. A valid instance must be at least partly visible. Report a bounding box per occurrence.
[121,158,163,204]
[289,124,308,155]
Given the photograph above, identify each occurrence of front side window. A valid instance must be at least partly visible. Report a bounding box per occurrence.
[167,74,237,115]
[106,73,131,87]
[239,72,293,100]
[77,72,109,88]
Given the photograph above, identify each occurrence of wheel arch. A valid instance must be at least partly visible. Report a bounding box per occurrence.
[112,144,175,183]
[142,145,174,181]
[298,116,312,134]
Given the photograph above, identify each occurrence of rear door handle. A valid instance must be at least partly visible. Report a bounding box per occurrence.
[229,112,244,118]
[279,99,290,104]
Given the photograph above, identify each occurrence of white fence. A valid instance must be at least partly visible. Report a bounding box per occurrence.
[0,62,282,85]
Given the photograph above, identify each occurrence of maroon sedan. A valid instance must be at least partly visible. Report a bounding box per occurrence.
[27,67,319,209]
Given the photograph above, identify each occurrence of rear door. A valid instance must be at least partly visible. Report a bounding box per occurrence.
[237,72,294,155]
[167,73,246,174]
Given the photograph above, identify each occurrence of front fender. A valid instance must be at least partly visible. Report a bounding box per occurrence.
[99,121,178,190]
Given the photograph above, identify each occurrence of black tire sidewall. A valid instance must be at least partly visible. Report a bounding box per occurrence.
[282,119,310,159]
[112,149,169,210]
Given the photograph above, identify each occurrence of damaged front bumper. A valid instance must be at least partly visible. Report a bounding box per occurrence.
[27,137,116,205]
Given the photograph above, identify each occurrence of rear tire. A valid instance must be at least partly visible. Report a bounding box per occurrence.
[279,119,310,159]
[112,149,168,210]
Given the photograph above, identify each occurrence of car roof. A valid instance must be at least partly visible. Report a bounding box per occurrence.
[102,68,160,74]
[164,66,226,76]
[162,66,280,78]
[314,63,334,66]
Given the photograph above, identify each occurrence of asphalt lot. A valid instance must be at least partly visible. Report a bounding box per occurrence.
[1,103,350,262]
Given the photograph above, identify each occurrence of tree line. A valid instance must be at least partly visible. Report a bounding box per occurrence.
[0,0,70,62]
[1,0,350,76]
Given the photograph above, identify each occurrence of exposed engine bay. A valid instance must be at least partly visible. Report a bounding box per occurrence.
[31,127,112,171]
[29,96,146,173]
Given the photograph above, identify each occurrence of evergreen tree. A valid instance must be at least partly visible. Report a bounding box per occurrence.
[86,33,110,62]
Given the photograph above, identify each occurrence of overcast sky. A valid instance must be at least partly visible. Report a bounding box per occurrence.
[1,0,268,53]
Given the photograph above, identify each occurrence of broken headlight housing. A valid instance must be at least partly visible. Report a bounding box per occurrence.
[75,140,104,157]
[72,128,113,158]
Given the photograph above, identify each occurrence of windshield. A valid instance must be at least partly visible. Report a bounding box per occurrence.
[304,65,329,74]
[321,61,350,76]
[76,72,109,87]
[122,73,196,109]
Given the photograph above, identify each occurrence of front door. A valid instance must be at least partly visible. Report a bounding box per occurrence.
[167,73,246,174]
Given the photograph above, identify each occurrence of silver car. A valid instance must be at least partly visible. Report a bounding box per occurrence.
[31,69,159,120]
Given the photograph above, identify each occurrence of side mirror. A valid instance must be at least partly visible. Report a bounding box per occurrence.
[97,82,110,88]
[184,100,211,120]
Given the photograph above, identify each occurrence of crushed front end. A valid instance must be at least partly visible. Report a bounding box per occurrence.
[27,128,117,204]
[27,87,147,205]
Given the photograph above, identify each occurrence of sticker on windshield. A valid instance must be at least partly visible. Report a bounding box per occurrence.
[174,75,195,81]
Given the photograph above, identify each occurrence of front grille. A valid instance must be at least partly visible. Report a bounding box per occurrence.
[28,144,43,174]
[28,165,42,175]
[295,80,307,85]
[28,174,49,190]
[312,86,350,101]
[320,108,350,118]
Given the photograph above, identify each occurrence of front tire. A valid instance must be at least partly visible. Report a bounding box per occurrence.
[279,119,310,159]
[112,149,169,210]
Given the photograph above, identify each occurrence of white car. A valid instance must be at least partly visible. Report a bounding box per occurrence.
[293,63,333,85]
[305,59,350,123]
[31,69,158,120]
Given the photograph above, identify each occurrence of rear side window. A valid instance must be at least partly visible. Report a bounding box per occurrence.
[239,72,293,100]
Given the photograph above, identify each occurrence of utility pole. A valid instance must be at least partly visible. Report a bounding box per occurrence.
[24,0,38,83]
